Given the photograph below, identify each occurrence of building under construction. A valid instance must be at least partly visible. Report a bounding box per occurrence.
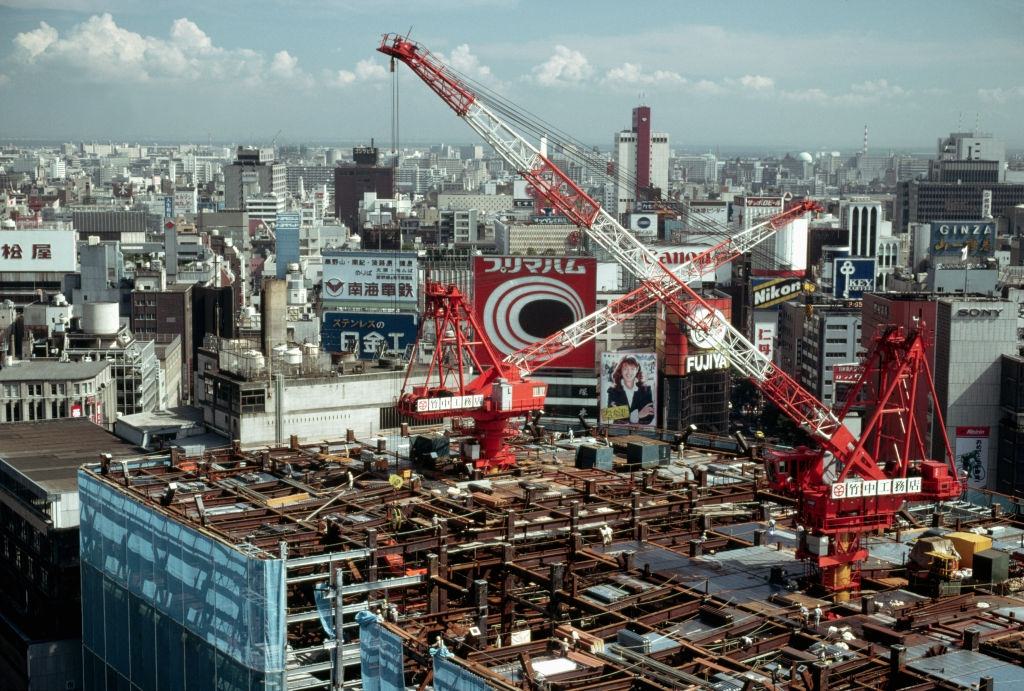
[77,430,1024,690]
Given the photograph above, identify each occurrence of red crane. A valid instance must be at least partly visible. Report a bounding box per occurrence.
[400,201,816,468]
[380,33,962,596]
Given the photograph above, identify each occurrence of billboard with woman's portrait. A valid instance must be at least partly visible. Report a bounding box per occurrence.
[600,351,657,427]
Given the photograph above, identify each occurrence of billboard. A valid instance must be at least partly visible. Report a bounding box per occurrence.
[833,258,876,299]
[275,211,300,232]
[163,196,174,219]
[322,251,418,306]
[753,311,777,360]
[686,201,729,228]
[832,363,863,384]
[275,212,301,279]
[654,245,730,284]
[473,256,596,368]
[735,196,783,229]
[600,351,657,427]
[628,212,658,239]
[321,312,417,359]
[752,277,804,309]
[174,188,197,214]
[658,297,732,377]
[955,426,990,489]
[0,229,77,273]
[929,221,995,258]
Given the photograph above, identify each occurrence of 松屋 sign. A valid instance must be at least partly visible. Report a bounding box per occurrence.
[830,476,922,500]
[0,229,77,272]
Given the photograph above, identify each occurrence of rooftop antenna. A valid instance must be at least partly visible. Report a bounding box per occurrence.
[975,111,980,134]
[862,124,868,156]
[957,111,963,131]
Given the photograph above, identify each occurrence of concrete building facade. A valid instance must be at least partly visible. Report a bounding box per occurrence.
[0,360,115,426]
[933,297,1018,489]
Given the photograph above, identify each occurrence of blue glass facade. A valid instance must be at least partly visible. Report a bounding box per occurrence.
[78,470,287,690]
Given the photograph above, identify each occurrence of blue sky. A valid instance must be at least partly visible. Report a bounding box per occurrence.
[1,0,1022,151]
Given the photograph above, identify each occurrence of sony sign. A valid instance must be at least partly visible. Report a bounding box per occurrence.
[956,308,1003,318]
[415,394,485,413]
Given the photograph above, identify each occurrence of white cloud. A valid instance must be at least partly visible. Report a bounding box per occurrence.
[531,45,591,87]
[739,74,774,90]
[849,78,904,97]
[6,13,340,88]
[269,50,315,87]
[691,79,725,95]
[12,22,58,62]
[784,87,828,103]
[9,13,259,82]
[354,59,387,81]
[439,44,493,81]
[327,69,357,87]
[0,0,123,9]
[779,80,909,106]
[169,18,214,54]
[603,62,684,87]
[978,86,1024,104]
[0,73,10,87]
[323,59,388,89]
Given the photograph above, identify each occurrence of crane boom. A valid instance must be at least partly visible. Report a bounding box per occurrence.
[505,201,820,374]
[379,33,871,473]
[382,33,961,594]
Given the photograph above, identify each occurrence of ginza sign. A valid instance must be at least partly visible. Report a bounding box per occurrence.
[830,476,922,500]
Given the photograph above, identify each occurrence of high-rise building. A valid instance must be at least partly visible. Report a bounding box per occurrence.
[839,198,894,260]
[937,131,1006,169]
[893,130,1023,231]
[286,164,334,196]
[674,154,718,184]
[222,147,286,212]
[74,236,127,313]
[333,145,395,233]
[658,293,732,433]
[894,180,1024,231]
[613,106,669,214]
[130,284,195,403]
[0,419,142,691]
[64,304,160,416]
[996,354,1024,496]
[932,297,1018,491]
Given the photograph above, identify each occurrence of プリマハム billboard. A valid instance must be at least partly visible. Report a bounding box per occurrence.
[472,255,596,369]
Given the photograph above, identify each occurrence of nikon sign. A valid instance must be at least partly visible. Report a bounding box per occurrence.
[752,277,803,309]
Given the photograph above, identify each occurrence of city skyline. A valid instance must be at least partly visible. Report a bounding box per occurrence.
[1,1,1023,148]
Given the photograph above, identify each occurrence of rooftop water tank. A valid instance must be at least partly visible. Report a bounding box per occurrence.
[82,302,120,335]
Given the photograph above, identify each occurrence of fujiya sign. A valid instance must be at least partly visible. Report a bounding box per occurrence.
[686,352,728,374]
[830,476,922,500]
[415,394,485,413]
